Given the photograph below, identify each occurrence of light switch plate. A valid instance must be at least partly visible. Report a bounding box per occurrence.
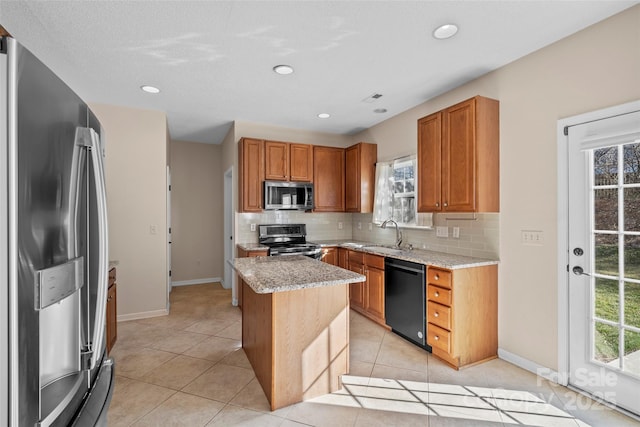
[436,226,448,238]
[521,230,544,245]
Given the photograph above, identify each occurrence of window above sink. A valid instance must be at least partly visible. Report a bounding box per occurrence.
[373,155,432,228]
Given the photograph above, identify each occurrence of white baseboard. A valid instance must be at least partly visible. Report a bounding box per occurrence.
[498,348,560,384]
[171,277,221,287]
[117,308,169,322]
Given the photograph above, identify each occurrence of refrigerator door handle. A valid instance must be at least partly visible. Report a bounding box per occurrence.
[82,127,109,370]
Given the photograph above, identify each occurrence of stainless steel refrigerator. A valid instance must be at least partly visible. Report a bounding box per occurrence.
[0,37,114,426]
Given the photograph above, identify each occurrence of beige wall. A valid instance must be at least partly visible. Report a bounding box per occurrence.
[170,140,224,282]
[90,103,169,319]
[353,6,640,370]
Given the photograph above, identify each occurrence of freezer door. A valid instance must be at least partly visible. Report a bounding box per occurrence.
[5,37,111,426]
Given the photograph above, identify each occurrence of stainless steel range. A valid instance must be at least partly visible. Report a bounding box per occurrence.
[258,224,321,258]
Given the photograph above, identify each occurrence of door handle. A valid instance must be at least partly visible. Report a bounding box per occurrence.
[572,266,590,276]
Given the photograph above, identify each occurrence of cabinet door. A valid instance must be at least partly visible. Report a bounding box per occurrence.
[365,266,385,321]
[337,248,348,269]
[348,261,365,310]
[239,138,264,212]
[345,144,360,212]
[313,146,345,211]
[289,143,313,182]
[442,99,476,212]
[320,247,338,265]
[265,141,289,180]
[417,112,442,212]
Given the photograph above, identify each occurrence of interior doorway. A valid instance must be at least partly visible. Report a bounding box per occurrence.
[223,167,235,303]
[559,101,640,417]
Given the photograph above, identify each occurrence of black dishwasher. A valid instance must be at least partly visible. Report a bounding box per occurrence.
[385,258,430,350]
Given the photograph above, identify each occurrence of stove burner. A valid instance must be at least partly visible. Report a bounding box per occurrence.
[258,224,321,259]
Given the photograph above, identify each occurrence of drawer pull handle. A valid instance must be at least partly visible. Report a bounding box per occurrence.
[434,274,440,280]
[434,291,440,297]
[434,312,439,318]
[434,335,440,341]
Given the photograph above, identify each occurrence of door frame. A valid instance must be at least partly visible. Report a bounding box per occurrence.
[557,99,640,387]
[223,167,235,300]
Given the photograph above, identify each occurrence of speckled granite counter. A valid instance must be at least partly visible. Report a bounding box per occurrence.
[232,255,365,294]
[310,239,498,270]
[236,242,269,252]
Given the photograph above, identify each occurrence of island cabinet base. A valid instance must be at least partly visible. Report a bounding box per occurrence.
[242,280,350,411]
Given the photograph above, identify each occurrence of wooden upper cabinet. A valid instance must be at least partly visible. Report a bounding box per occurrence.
[417,96,499,213]
[417,113,442,212]
[265,141,313,182]
[313,146,345,212]
[239,138,265,212]
[289,143,313,182]
[345,142,377,213]
[265,141,289,180]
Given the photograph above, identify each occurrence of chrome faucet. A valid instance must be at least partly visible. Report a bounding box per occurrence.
[381,219,403,248]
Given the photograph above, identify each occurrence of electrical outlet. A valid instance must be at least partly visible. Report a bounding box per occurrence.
[250,223,256,232]
[149,225,157,235]
[522,230,544,246]
[338,222,343,230]
[357,222,362,230]
[453,227,460,239]
[436,226,448,238]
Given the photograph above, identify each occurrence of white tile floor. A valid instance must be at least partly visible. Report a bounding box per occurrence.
[107,283,640,426]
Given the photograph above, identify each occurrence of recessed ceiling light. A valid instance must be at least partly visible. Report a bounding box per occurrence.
[141,85,160,94]
[273,65,294,75]
[373,108,388,114]
[433,24,458,40]
[318,113,330,119]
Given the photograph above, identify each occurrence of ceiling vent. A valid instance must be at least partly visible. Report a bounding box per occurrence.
[362,93,383,103]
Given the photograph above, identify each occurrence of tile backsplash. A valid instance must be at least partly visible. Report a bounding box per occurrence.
[236,211,353,243]
[352,212,499,260]
[236,211,499,260]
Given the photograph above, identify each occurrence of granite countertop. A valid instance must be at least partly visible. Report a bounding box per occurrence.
[309,239,498,270]
[237,242,270,252]
[232,255,365,294]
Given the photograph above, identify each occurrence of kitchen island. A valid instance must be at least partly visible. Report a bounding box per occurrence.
[232,255,365,410]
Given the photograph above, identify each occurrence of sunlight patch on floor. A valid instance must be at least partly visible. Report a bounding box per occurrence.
[308,375,592,427]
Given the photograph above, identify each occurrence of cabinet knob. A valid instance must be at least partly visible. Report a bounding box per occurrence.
[434,312,439,318]
[434,291,440,297]
[434,335,440,341]
[444,202,448,207]
[435,202,440,207]
[434,274,440,280]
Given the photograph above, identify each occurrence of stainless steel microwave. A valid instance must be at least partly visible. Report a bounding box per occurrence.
[263,181,314,210]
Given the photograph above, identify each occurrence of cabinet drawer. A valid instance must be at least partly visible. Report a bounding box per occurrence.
[428,268,452,289]
[365,253,385,270]
[427,301,452,330]
[427,323,451,354]
[349,250,364,265]
[427,284,451,306]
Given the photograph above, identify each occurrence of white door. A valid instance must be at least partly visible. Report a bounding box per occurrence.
[567,109,640,415]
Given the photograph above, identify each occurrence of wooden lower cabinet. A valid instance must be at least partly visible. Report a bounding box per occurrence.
[347,250,386,327]
[320,247,338,265]
[107,267,117,354]
[365,261,385,321]
[236,247,268,310]
[426,265,498,369]
[337,248,348,269]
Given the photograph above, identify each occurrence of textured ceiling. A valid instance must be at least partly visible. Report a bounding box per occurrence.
[0,1,636,144]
